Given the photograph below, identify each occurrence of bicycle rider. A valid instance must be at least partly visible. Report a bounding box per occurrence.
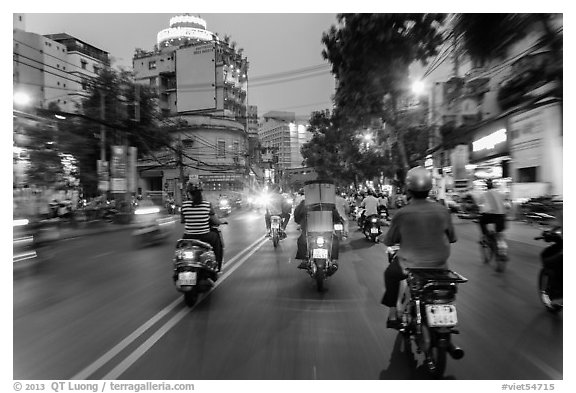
[477,178,507,251]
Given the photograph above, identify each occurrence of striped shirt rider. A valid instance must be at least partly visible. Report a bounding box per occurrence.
[181,200,213,235]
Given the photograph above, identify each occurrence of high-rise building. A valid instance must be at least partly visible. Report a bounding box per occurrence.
[258,111,312,170]
[132,14,248,121]
[132,14,251,202]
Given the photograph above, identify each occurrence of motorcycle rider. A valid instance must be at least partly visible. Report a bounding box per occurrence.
[378,192,389,218]
[294,195,343,270]
[360,189,379,232]
[264,184,286,237]
[180,183,226,272]
[335,188,350,239]
[381,166,457,329]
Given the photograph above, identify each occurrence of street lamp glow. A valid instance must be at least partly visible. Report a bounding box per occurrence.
[411,80,426,96]
[13,92,31,107]
[363,134,373,142]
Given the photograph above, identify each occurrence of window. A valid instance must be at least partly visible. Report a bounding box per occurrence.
[233,141,240,157]
[149,61,157,70]
[82,82,87,90]
[93,65,100,74]
[81,60,87,70]
[217,140,226,158]
[517,167,538,183]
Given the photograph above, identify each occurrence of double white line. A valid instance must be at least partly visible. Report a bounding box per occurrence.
[71,235,267,380]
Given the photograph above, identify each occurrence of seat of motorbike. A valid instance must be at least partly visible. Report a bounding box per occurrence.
[406,268,468,283]
[176,239,213,250]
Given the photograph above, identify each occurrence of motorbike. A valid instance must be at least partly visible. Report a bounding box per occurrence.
[356,207,366,228]
[173,224,226,307]
[132,205,175,246]
[378,206,391,226]
[388,246,468,379]
[270,214,285,248]
[333,219,344,240]
[363,214,382,242]
[534,226,563,313]
[217,198,232,217]
[303,231,339,292]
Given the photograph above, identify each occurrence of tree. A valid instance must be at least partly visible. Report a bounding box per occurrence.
[321,13,446,180]
[55,68,172,196]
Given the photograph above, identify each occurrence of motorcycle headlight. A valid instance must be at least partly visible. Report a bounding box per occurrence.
[316,236,325,247]
[13,219,29,227]
[371,218,378,223]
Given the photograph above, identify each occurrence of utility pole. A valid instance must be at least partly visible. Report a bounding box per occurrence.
[177,134,186,205]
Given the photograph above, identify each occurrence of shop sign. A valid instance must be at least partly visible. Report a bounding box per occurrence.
[470,119,509,162]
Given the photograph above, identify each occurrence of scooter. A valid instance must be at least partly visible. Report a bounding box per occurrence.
[363,214,382,242]
[217,198,232,217]
[173,224,226,307]
[270,215,285,248]
[535,226,563,313]
[389,246,468,379]
[303,231,339,292]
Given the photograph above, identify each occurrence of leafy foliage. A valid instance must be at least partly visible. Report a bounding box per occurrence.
[315,13,445,182]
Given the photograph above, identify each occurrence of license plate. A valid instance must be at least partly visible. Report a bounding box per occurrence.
[313,248,328,259]
[425,304,458,327]
[271,222,280,229]
[178,271,197,286]
[334,224,343,231]
[370,227,379,234]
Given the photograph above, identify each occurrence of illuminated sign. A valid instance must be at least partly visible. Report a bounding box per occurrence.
[157,27,213,44]
[473,128,507,152]
[169,15,207,29]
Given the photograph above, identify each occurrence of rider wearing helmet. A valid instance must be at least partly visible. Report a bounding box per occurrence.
[180,183,225,271]
[381,166,457,329]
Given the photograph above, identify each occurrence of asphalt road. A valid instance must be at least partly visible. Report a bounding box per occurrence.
[13,209,562,380]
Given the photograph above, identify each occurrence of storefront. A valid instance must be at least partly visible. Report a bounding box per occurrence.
[469,118,512,196]
[508,101,562,200]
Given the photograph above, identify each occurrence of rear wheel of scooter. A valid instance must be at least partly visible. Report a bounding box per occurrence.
[315,269,325,292]
[539,269,562,313]
[272,233,279,248]
[427,345,447,379]
[184,289,198,307]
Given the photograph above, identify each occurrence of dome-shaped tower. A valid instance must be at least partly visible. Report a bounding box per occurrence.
[157,14,216,49]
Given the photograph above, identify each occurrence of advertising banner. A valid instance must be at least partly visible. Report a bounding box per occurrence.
[110,146,127,193]
[176,44,216,112]
[470,118,509,162]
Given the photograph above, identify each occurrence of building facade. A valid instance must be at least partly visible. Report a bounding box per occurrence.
[258,111,311,170]
[426,14,563,201]
[132,14,250,201]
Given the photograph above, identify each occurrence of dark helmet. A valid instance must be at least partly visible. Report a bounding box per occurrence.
[186,182,202,194]
[405,166,432,192]
[485,178,494,189]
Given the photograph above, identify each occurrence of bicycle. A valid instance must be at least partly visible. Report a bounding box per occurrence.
[475,220,508,272]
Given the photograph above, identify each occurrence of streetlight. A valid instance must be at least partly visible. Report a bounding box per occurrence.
[411,80,426,96]
[13,91,32,107]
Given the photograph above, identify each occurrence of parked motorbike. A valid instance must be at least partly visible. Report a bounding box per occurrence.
[534,226,563,313]
[363,215,382,242]
[388,246,468,378]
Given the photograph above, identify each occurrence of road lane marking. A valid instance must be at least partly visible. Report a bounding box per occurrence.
[102,237,268,379]
[71,235,264,380]
[70,297,182,380]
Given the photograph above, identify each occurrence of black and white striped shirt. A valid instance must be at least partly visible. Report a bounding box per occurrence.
[181,200,212,235]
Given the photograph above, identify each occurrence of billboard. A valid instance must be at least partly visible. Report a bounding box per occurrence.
[176,44,216,113]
